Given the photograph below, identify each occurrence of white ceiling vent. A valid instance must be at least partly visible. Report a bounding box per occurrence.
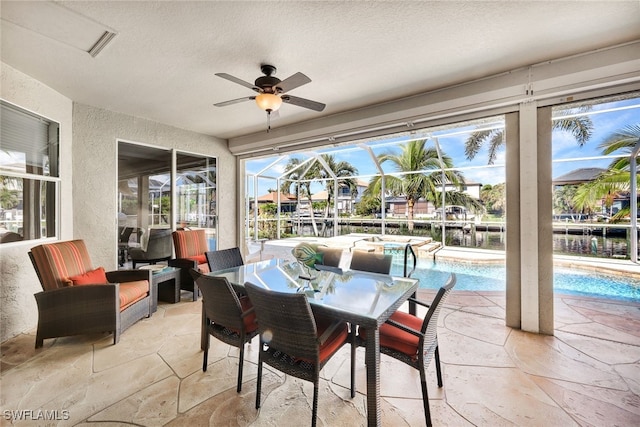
[0,1,117,57]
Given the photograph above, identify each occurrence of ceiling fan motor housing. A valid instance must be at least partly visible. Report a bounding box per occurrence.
[256,64,281,93]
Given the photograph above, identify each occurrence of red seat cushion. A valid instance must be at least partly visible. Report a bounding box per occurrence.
[188,254,207,265]
[314,315,349,363]
[379,311,422,357]
[68,267,108,286]
[360,311,423,358]
[239,296,258,332]
[119,280,149,311]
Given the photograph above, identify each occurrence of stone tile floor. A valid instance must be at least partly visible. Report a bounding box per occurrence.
[2,287,639,426]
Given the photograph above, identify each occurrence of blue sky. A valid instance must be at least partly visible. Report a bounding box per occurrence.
[246,96,639,196]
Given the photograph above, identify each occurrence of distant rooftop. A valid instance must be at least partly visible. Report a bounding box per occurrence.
[553,167,606,185]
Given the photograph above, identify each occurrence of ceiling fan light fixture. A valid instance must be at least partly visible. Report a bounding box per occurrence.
[255,93,282,112]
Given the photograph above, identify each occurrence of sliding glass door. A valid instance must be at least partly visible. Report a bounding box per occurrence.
[175,152,217,250]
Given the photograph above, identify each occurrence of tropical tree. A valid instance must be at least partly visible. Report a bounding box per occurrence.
[480,183,506,217]
[280,154,358,236]
[465,107,594,164]
[573,124,640,221]
[365,139,480,231]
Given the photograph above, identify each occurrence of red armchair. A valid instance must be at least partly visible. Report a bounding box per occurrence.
[28,240,153,348]
[168,229,210,301]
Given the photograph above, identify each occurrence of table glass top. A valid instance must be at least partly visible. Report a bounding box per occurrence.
[209,259,418,324]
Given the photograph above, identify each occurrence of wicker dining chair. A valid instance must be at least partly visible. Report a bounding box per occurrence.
[205,247,244,272]
[244,281,355,427]
[359,273,456,426]
[190,270,259,393]
[316,246,343,268]
[349,251,393,274]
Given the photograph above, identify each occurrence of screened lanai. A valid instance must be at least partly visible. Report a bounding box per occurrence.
[241,90,640,335]
[244,92,639,262]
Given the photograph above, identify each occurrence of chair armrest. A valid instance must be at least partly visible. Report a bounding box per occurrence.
[240,306,255,318]
[407,297,431,309]
[317,320,344,345]
[385,318,422,338]
[34,284,118,319]
[168,258,198,269]
[106,269,151,283]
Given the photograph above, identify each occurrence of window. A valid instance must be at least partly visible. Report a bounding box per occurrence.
[175,152,217,250]
[0,101,59,243]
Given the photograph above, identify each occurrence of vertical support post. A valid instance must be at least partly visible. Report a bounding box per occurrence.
[630,139,640,263]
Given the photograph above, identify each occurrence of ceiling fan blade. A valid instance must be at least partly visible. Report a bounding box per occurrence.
[215,73,259,92]
[277,72,311,93]
[214,96,255,107]
[282,95,325,112]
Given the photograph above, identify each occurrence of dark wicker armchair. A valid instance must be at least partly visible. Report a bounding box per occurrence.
[168,229,211,301]
[190,270,259,392]
[244,281,355,427]
[349,251,393,274]
[29,240,153,348]
[128,228,173,269]
[359,273,456,426]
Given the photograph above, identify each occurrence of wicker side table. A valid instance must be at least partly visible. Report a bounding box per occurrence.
[149,267,181,312]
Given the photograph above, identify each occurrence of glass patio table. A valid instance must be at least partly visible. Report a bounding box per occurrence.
[208,258,419,427]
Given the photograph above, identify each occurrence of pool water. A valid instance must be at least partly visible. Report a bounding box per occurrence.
[389,258,640,301]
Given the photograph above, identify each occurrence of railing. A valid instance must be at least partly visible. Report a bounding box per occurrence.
[403,243,418,315]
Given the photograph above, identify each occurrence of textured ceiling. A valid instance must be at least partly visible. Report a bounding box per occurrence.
[1,1,639,140]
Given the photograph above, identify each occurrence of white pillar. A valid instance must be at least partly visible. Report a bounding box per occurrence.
[519,101,540,333]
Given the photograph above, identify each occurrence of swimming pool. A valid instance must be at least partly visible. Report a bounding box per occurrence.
[389,258,640,301]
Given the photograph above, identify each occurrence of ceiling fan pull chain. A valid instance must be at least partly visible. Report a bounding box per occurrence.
[267,110,272,132]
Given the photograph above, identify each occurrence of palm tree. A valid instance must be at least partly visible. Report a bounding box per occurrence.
[318,155,358,210]
[280,154,358,236]
[465,107,594,164]
[365,139,479,231]
[573,124,640,220]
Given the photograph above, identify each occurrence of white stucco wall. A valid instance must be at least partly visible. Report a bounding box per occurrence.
[72,103,235,271]
[1,63,74,341]
[0,63,236,342]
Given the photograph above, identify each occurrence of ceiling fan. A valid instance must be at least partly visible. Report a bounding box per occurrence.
[214,64,325,131]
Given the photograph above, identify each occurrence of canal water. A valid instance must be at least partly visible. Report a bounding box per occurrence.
[294,223,632,258]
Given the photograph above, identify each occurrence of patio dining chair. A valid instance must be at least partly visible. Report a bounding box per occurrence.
[190,270,259,393]
[205,247,244,272]
[349,251,393,274]
[244,281,355,427]
[358,273,456,426]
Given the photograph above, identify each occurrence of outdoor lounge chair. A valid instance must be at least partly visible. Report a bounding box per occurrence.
[29,239,153,348]
[168,229,211,301]
[128,227,173,268]
[190,270,259,392]
[359,273,456,426]
[244,281,355,427]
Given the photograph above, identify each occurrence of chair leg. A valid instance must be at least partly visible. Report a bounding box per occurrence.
[419,364,432,427]
[312,380,319,427]
[435,345,443,387]
[237,344,245,392]
[202,325,210,372]
[255,341,263,409]
[350,328,356,398]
